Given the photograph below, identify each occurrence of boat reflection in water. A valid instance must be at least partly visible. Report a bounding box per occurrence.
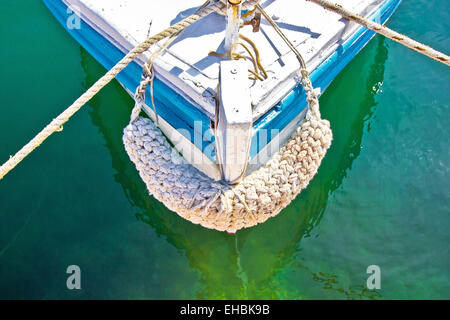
[81,35,389,299]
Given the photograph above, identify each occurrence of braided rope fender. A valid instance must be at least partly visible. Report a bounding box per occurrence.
[123,70,332,232]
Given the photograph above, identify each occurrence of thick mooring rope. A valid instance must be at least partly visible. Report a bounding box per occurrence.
[123,68,332,232]
[307,0,450,66]
[0,0,233,180]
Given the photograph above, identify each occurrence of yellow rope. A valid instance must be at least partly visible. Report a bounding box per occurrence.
[239,33,268,79]
[242,6,257,18]
[209,34,268,81]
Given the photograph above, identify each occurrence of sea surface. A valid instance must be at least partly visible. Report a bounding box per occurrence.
[0,0,448,299]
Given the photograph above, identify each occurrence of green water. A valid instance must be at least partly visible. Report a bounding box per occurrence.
[0,0,449,299]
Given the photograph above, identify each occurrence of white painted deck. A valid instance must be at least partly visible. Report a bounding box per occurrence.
[63,0,385,120]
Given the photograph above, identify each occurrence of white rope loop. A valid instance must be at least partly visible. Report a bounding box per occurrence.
[123,68,332,232]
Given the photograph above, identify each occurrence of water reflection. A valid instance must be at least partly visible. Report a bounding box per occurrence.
[80,34,388,299]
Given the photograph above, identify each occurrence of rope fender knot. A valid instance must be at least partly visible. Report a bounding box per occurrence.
[121,0,333,232]
[122,66,332,232]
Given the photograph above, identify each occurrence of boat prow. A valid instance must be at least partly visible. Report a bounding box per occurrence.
[44,0,401,232]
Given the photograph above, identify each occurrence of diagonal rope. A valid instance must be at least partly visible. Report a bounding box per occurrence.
[0,0,229,180]
[306,0,450,66]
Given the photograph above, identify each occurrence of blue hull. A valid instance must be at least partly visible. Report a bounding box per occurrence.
[44,0,401,163]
